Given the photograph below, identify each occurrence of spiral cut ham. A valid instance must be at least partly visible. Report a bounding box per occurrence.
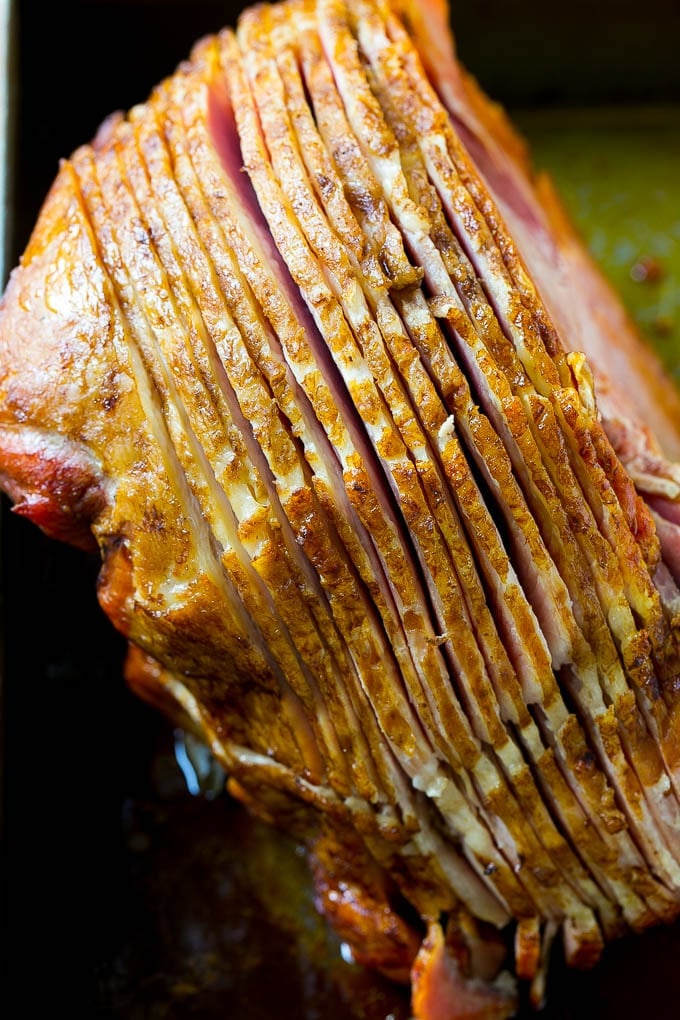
[1,1,679,1017]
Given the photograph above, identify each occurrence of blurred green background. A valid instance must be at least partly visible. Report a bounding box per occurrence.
[516,105,680,387]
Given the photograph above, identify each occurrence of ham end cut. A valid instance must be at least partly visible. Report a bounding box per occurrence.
[1,0,679,1017]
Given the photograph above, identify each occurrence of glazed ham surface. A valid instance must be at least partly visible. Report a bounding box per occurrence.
[1,1,679,1017]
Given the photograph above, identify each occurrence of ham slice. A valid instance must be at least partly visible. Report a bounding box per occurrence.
[1,1,679,1017]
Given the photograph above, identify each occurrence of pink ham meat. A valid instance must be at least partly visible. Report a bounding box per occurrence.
[0,2,679,1018]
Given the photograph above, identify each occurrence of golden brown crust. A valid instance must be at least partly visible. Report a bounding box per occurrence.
[2,2,680,1016]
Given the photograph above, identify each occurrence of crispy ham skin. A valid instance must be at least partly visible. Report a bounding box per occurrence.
[1,1,679,1017]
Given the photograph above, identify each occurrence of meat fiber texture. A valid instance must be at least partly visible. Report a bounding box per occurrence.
[1,0,680,1017]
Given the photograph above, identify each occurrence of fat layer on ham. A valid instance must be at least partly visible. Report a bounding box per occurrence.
[1,1,679,1018]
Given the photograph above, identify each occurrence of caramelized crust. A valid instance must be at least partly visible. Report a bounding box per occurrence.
[1,2,679,1018]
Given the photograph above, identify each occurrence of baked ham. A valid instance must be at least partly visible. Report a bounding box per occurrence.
[1,0,679,1016]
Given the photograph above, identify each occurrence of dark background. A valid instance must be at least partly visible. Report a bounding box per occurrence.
[2,1,680,1017]
[9,0,680,261]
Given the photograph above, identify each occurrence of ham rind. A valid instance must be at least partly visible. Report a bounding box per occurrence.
[129,643,500,943]
[1,1,680,1016]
